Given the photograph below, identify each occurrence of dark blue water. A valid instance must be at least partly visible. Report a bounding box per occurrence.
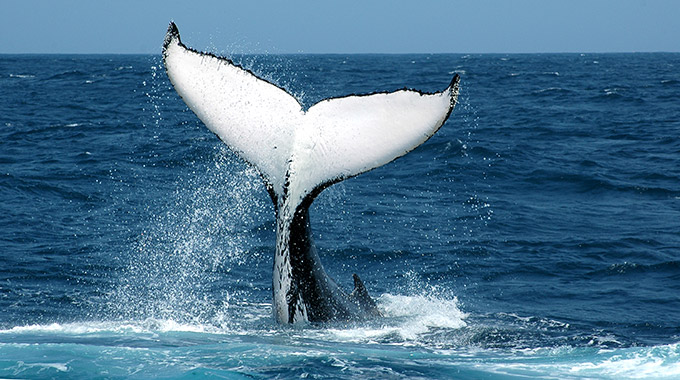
[1,53,679,379]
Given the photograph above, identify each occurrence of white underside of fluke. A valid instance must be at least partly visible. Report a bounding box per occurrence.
[162,22,460,323]
[163,24,459,213]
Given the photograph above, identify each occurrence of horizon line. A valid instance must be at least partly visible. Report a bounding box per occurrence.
[1,51,679,56]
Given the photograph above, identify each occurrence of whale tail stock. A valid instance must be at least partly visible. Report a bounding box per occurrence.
[162,22,460,323]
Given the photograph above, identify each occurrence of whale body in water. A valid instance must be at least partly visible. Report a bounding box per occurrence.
[162,22,460,324]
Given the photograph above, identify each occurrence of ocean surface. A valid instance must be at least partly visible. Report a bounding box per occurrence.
[1,52,679,379]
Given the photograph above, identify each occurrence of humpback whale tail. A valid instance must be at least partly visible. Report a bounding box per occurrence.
[162,22,460,323]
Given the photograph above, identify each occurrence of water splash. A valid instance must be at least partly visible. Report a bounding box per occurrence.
[107,148,271,326]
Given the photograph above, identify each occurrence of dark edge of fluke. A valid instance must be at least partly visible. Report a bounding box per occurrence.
[162,22,181,52]
[163,21,281,205]
[162,20,461,213]
[162,22,460,111]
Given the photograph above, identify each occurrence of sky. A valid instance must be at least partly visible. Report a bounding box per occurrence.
[1,0,679,54]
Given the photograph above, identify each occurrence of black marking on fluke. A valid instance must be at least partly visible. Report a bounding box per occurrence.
[163,22,460,113]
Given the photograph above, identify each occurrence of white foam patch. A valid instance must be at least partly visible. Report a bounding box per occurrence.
[380,294,467,333]
[0,319,224,336]
[319,294,467,344]
[452,344,680,379]
[32,362,69,372]
[570,343,680,379]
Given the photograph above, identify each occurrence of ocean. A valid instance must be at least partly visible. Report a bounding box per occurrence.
[1,52,679,379]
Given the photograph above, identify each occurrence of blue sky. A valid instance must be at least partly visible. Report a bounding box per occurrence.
[1,0,679,54]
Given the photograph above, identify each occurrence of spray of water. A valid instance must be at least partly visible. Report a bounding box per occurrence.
[107,147,271,327]
[104,60,274,326]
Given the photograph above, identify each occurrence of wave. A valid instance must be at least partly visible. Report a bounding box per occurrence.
[463,343,680,379]
[531,87,574,96]
[505,71,561,79]
[660,79,679,86]
[46,70,90,81]
[573,344,680,379]
[4,290,656,355]
[8,73,36,79]
[0,319,220,336]
[0,277,677,378]
[588,88,645,104]
[316,294,468,345]
[588,260,680,276]
[0,292,467,341]
[2,315,679,379]
[521,168,677,198]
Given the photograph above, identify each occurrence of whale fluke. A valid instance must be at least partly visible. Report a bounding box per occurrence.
[162,22,460,323]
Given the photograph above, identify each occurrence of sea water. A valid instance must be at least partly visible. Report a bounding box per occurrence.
[1,53,679,378]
